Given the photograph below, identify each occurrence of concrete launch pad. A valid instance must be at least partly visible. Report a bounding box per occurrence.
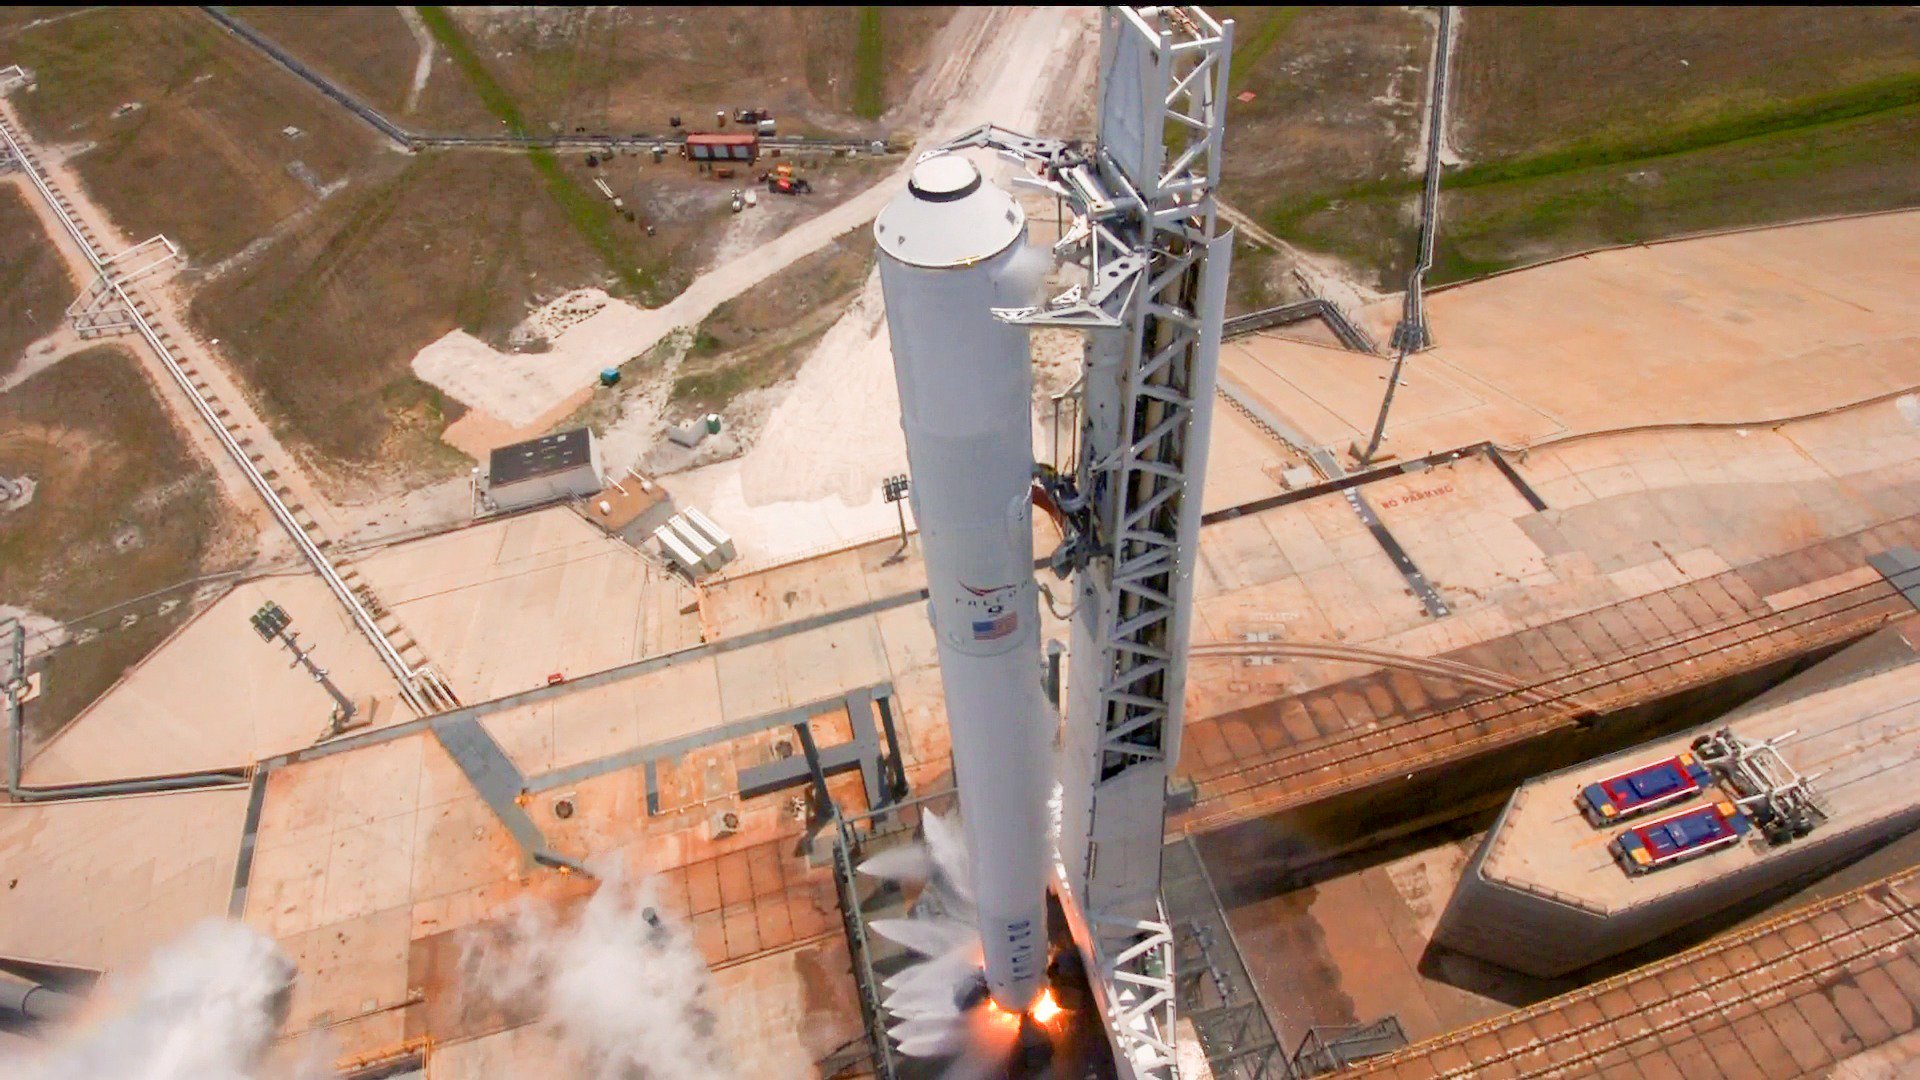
[349,510,705,702]
[20,575,400,785]
[0,788,250,970]
[240,722,872,1065]
[5,198,1920,1075]
[1227,211,1920,462]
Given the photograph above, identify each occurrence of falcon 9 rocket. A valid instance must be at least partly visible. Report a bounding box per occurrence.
[874,153,1051,1013]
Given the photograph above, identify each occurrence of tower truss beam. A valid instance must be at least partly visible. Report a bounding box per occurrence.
[936,7,1235,1076]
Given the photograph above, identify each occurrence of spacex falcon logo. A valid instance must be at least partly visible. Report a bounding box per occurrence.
[960,581,1020,642]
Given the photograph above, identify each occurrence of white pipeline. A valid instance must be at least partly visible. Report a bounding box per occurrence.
[0,112,431,715]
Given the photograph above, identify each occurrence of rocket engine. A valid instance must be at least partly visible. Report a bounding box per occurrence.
[874,154,1051,1013]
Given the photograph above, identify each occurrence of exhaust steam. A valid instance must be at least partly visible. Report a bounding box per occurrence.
[459,868,733,1080]
[2,920,304,1080]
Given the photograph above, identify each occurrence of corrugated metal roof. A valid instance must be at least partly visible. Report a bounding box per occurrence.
[685,132,759,146]
[489,427,593,486]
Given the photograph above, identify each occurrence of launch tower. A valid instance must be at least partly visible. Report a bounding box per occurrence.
[902,7,1236,1076]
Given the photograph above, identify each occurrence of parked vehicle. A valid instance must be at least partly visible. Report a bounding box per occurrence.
[1577,752,1713,826]
[1612,801,1751,875]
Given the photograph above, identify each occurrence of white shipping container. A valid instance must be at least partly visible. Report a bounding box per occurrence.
[679,506,737,563]
[654,526,703,576]
[667,514,724,573]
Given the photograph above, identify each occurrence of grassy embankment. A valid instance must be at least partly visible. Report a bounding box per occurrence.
[416,5,656,297]
[852,7,886,120]
[671,231,876,414]
[1271,72,1920,284]
[1215,6,1431,308]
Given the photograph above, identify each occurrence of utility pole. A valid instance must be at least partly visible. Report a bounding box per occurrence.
[250,601,358,737]
[2,618,25,794]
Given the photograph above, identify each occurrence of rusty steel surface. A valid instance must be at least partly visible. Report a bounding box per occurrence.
[1177,534,1917,837]
[1340,865,1920,1078]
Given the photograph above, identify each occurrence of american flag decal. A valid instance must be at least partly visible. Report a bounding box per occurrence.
[972,612,1017,641]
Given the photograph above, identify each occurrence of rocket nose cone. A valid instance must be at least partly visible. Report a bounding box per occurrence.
[875,153,1025,269]
[908,155,982,202]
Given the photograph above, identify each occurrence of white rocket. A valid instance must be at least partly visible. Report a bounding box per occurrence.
[875,154,1051,1013]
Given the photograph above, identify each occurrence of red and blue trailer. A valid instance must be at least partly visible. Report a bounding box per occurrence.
[1577,752,1713,826]
[1611,800,1751,875]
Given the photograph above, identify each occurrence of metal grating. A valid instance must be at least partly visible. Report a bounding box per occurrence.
[1162,837,1292,1079]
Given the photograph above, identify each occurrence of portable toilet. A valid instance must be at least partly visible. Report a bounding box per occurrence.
[599,367,621,387]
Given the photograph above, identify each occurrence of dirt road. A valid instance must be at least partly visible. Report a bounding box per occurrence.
[660,7,1101,565]
[413,7,1099,428]
[1,99,359,543]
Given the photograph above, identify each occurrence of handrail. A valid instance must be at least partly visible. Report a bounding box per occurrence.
[0,112,431,715]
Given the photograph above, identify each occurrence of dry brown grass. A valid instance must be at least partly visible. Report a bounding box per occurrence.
[187,148,700,482]
[241,7,424,120]
[1214,6,1433,291]
[438,7,953,136]
[0,7,82,42]
[0,182,73,378]
[672,228,875,413]
[240,7,953,138]
[0,345,249,734]
[5,6,386,265]
[1453,8,1920,159]
[1219,7,1431,212]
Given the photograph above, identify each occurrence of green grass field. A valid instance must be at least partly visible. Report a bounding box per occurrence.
[1428,104,1920,282]
[1226,7,1920,290]
[852,8,887,120]
[1273,79,1920,285]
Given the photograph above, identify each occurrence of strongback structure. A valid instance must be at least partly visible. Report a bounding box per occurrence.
[940,7,1234,1074]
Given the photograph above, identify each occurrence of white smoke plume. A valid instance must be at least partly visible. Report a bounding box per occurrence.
[1000,238,1056,307]
[859,812,996,1061]
[4,919,305,1080]
[460,869,733,1080]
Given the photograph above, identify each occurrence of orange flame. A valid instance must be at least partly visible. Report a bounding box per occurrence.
[1029,988,1064,1025]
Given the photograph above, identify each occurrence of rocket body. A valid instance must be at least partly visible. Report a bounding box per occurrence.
[875,155,1050,1012]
